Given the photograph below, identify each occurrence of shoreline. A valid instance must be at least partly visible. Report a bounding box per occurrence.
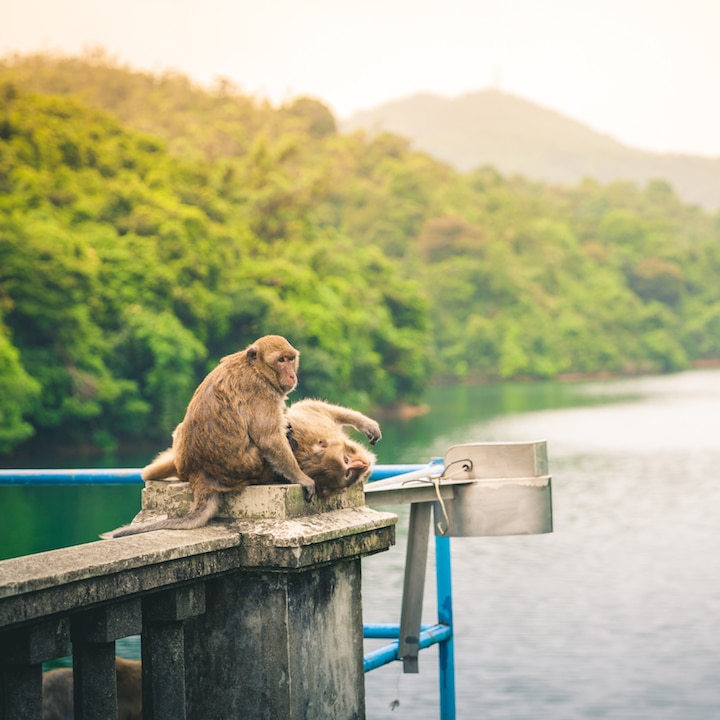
[4,363,719,461]
[378,359,720,418]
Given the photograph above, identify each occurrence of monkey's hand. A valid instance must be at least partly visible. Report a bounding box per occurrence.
[290,469,316,501]
[362,420,382,446]
[301,477,316,502]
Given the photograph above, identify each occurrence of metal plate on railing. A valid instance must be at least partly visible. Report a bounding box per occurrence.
[433,442,552,537]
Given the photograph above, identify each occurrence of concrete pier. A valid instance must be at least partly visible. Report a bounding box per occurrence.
[0,482,397,719]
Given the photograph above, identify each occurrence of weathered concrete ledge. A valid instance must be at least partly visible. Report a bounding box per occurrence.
[0,485,397,632]
[137,478,365,521]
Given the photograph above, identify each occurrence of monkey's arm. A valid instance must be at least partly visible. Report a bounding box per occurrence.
[295,399,382,445]
[250,416,317,501]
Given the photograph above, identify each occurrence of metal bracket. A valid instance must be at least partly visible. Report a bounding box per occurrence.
[399,502,432,673]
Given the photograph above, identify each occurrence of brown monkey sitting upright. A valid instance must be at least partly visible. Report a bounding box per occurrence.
[107,398,381,537]
[110,335,316,538]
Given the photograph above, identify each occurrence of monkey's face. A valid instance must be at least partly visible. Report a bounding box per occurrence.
[247,336,300,394]
[300,438,375,498]
[275,353,299,393]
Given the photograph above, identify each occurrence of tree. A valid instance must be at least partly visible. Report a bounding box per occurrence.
[0,322,40,452]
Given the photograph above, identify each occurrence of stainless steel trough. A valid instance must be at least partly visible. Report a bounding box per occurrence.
[364,441,552,538]
[434,441,552,537]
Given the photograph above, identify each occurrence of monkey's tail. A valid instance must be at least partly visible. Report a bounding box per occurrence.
[102,490,220,538]
[141,448,177,482]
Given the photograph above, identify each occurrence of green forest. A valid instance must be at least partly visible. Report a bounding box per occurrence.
[2,51,720,455]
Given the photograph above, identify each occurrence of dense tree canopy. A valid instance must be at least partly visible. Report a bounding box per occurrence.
[1,52,720,454]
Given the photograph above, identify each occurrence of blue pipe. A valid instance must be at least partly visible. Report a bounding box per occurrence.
[0,468,144,485]
[363,640,400,672]
[363,623,402,639]
[363,623,435,639]
[435,535,456,720]
[369,464,431,480]
[363,623,452,672]
[0,464,430,486]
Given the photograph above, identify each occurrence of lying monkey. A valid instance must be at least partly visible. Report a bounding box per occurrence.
[42,657,141,720]
[284,399,381,498]
[106,398,381,537]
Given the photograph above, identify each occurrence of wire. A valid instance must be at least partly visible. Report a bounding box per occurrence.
[401,458,473,535]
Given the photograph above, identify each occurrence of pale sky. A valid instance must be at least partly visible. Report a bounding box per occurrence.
[2,0,720,157]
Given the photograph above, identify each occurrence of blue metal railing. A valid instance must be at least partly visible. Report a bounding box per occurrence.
[0,465,427,485]
[435,534,456,719]
[0,468,144,484]
[0,463,455,719]
[362,621,453,672]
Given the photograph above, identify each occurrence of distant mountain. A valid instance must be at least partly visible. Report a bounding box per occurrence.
[343,90,720,210]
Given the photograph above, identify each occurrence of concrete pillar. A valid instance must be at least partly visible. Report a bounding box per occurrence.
[184,560,365,720]
[70,599,142,720]
[142,585,205,720]
[0,619,70,720]
[134,481,397,720]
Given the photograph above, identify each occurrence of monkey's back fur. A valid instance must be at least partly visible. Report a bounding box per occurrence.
[108,335,314,537]
[174,348,282,490]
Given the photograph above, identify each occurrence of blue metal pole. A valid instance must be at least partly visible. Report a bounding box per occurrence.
[362,623,439,639]
[436,534,456,720]
[368,464,430,481]
[363,624,401,639]
[363,640,400,672]
[0,468,144,485]
[0,465,425,485]
[363,624,452,672]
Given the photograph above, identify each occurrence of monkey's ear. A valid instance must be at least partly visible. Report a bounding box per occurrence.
[247,345,258,362]
[313,439,328,455]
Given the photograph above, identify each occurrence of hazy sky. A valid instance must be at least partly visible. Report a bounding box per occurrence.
[2,0,719,157]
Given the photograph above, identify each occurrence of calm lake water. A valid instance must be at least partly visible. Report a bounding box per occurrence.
[364,369,720,719]
[2,369,720,719]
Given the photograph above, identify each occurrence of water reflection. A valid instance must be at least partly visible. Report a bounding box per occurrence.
[375,377,642,465]
[364,369,720,719]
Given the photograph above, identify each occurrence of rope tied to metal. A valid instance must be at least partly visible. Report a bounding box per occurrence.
[402,457,473,535]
